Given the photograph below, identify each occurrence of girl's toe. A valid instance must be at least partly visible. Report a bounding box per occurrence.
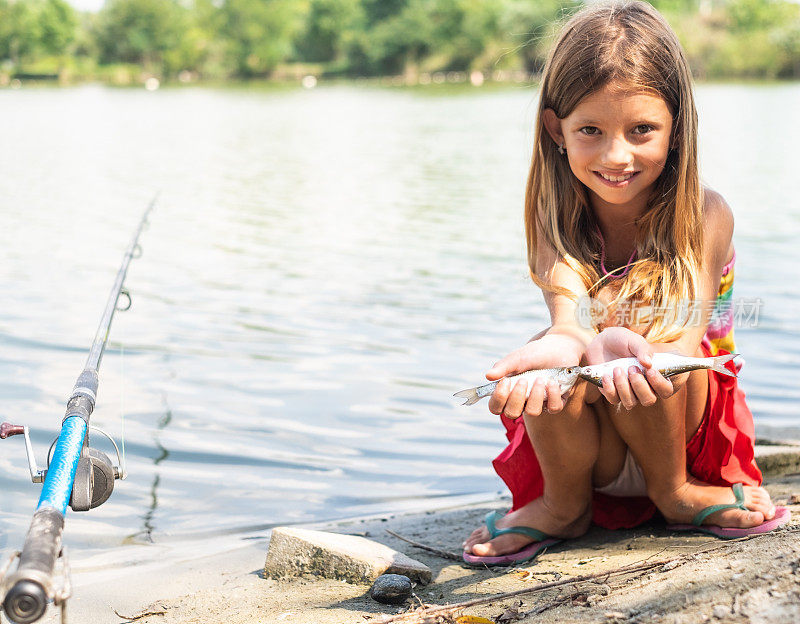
[738,509,764,527]
[712,508,764,528]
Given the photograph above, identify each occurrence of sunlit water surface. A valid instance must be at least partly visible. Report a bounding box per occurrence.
[0,83,798,564]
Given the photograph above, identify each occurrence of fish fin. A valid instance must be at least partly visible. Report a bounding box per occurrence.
[709,353,738,377]
[577,372,603,387]
[454,388,481,406]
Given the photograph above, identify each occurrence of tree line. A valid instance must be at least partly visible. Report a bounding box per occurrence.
[1,0,799,83]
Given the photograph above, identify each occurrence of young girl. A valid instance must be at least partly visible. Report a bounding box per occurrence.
[463,0,789,566]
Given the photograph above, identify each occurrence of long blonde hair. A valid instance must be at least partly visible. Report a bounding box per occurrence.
[526,1,703,341]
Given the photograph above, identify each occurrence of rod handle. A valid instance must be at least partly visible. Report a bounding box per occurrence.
[2,580,47,624]
[2,508,64,624]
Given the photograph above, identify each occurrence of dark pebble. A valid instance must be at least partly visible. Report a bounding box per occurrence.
[369,574,412,605]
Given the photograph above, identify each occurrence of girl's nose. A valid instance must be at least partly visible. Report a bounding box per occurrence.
[601,136,634,168]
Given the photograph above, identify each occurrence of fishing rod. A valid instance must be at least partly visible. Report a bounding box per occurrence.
[0,197,156,624]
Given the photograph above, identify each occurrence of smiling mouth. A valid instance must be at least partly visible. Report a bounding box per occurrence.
[595,171,639,183]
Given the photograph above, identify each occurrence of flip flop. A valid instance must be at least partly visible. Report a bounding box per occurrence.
[462,510,561,567]
[666,482,791,539]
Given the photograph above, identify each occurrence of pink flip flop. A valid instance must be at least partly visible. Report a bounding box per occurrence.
[666,483,791,539]
[462,511,561,567]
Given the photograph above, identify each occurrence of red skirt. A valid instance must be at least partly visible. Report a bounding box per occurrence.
[491,346,763,530]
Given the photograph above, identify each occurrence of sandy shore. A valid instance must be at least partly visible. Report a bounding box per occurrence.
[44,469,799,624]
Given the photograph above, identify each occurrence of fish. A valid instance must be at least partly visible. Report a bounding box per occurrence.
[578,352,738,387]
[454,366,583,406]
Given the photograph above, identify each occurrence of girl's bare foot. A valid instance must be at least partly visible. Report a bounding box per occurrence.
[654,476,776,528]
[463,496,592,557]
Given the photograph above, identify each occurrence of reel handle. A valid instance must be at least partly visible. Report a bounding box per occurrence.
[1,423,25,439]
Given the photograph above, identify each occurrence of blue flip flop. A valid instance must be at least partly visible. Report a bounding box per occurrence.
[666,483,791,539]
[462,510,561,567]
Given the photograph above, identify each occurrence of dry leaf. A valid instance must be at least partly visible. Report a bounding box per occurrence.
[455,616,495,624]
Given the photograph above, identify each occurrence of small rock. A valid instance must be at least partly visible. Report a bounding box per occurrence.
[571,592,589,606]
[712,605,729,618]
[661,560,680,572]
[370,574,412,605]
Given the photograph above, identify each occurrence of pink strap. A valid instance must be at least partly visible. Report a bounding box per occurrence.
[596,227,637,278]
[721,251,736,277]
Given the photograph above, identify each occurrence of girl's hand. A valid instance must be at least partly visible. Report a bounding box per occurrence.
[585,327,674,409]
[486,332,582,418]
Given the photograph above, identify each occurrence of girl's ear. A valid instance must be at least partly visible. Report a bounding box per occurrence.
[542,108,565,148]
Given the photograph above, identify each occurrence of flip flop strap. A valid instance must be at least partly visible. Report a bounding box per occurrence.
[484,511,550,542]
[691,483,747,526]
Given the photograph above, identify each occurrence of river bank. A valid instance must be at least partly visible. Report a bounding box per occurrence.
[40,444,799,624]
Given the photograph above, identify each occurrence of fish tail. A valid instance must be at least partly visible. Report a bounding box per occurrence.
[709,353,738,377]
[454,387,481,406]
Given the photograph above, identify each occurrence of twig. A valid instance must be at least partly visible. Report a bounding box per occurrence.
[113,608,167,621]
[522,593,570,617]
[375,558,670,622]
[385,529,461,561]
[375,523,799,623]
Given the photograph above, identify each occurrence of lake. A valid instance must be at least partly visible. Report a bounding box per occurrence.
[0,82,798,563]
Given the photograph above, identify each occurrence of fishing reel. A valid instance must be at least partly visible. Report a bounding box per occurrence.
[0,423,125,512]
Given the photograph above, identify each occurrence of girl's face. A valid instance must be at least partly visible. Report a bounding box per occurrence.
[543,83,674,213]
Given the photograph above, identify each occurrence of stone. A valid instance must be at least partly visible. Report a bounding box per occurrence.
[264,527,431,584]
[369,574,412,605]
[712,605,729,619]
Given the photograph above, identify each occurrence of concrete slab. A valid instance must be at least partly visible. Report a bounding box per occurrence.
[755,443,800,477]
[264,526,431,585]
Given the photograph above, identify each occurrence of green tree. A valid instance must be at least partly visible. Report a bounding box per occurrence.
[94,0,191,74]
[38,0,76,56]
[726,0,795,32]
[0,1,40,65]
[294,0,362,63]
[362,0,407,26]
[358,0,502,74]
[219,0,308,76]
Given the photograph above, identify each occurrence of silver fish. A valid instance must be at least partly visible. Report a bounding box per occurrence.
[578,352,738,387]
[454,366,582,406]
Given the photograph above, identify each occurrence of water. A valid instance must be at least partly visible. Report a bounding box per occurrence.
[0,83,798,562]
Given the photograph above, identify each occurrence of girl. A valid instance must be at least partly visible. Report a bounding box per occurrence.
[463,0,789,566]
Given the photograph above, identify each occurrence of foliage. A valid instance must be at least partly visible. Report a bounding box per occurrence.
[93,0,191,73]
[219,0,308,76]
[293,0,363,63]
[0,0,76,67]
[0,0,799,81]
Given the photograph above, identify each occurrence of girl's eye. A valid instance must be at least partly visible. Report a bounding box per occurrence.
[633,124,654,134]
[579,126,600,135]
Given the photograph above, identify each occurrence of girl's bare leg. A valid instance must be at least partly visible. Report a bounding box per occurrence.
[598,364,775,527]
[465,380,620,556]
